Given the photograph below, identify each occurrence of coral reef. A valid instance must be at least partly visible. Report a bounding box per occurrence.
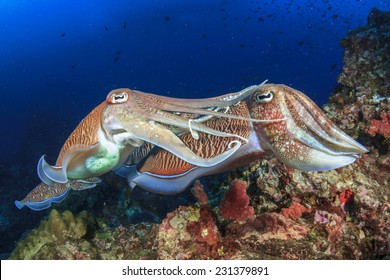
[219,179,254,223]
[9,8,390,260]
[157,205,222,260]
[191,180,209,207]
[10,209,95,259]
[10,209,158,260]
[281,202,309,221]
[326,8,389,164]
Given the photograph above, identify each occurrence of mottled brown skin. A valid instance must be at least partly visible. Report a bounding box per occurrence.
[56,101,106,165]
[250,84,366,170]
[250,84,307,165]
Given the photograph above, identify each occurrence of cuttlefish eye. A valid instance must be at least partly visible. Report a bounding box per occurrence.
[255,90,274,103]
[107,91,129,104]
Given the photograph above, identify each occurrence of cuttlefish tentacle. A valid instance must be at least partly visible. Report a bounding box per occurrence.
[136,83,285,125]
[104,89,249,168]
[284,87,367,153]
[104,86,283,167]
[115,118,242,167]
[124,100,257,194]
[138,106,249,143]
[139,81,266,109]
[121,84,368,195]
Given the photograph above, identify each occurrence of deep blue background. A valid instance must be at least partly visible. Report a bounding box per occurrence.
[1,0,389,195]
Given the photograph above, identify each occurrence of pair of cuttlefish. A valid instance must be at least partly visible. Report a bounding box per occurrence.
[15,82,368,211]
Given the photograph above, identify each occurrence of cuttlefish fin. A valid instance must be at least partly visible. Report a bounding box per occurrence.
[128,166,202,195]
[70,177,102,190]
[14,182,70,211]
[128,140,254,194]
[37,145,86,186]
[124,121,242,167]
[37,155,67,186]
[15,177,101,211]
[37,144,104,186]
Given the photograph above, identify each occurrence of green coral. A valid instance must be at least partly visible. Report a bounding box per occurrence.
[10,209,95,259]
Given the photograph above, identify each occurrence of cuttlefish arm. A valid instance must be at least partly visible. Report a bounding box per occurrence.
[119,84,368,194]
[132,81,284,128]
[137,81,267,109]
[103,85,283,168]
[109,117,243,168]
[14,177,101,211]
[249,84,368,171]
[118,101,258,194]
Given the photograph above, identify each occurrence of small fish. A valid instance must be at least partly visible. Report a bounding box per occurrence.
[60,33,66,37]
[104,25,108,31]
[123,21,127,29]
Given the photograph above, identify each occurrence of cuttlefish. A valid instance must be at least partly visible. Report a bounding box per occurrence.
[15,83,272,210]
[15,82,368,210]
[114,83,368,194]
[15,102,108,210]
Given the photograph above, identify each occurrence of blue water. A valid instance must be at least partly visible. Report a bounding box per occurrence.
[0,0,389,256]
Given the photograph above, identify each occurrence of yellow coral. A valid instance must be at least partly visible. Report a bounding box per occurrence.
[10,209,94,259]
